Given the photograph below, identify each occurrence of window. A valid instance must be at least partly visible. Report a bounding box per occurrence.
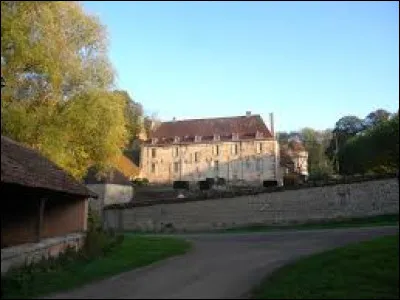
[151,138,158,145]
[174,162,180,173]
[256,131,264,139]
[257,142,263,154]
[151,148,156,158]
[214,160,219,172]
[246,159,251,169]
[195,135,202,142]
[194,152,199,163]
[214,134,220,141]
[214,145,219,156]
[151,163,156,173]
[174,136,180,143]
[232,133,239,141]
[231,144,238,155]
[256,159,261,172]
[173,147,179,157]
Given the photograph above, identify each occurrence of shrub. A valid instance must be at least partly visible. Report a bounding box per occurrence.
[131,178,149,186]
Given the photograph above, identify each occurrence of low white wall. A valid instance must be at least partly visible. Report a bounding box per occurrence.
[87,184,133,215]
[1,233,85,274]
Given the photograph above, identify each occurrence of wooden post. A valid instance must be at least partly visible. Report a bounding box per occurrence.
[37,198,46,242]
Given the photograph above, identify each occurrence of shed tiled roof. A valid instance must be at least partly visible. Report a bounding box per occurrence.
[148,114,273,144]
[1,135,97,198]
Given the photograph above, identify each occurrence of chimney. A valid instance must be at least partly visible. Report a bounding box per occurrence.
[246,111,251,117]
[269,112,275,137]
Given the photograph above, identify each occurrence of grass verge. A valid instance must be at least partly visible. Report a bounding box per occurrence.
[251,234,399,299]
[219,214,399,233]
[1,236,192,299]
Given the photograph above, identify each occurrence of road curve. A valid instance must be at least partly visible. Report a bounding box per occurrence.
[47,226,398,299]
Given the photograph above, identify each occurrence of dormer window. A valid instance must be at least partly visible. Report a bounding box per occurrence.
[232,133,239,141]
[256,131,264,139]
[213,134,220,141]
[195,135,202,142]
[174,136,180,143]
[151,138,158,145]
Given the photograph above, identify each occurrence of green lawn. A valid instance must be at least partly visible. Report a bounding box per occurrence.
[221,214,399,233]
[1,236,192,299]
[251,234,399,299]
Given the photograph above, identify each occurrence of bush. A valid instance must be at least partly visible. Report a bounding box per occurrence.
[87,207,102,232]
[131,178,149,186]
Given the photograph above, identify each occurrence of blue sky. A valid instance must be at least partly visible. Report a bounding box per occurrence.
[82,1,399,132]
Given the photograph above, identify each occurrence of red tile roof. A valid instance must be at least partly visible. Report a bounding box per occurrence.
[1,135,97,198]
[148,115,273,144]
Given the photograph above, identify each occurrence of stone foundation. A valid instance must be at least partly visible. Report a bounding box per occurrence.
[1,232,85,274]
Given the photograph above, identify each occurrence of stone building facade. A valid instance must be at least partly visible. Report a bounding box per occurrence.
[140,112,283,185]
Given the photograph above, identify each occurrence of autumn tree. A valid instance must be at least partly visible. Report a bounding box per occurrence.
[1,1,128,179]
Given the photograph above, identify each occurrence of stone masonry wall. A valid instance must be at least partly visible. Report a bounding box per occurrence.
[1,233,85,274]
[103,178,399,232]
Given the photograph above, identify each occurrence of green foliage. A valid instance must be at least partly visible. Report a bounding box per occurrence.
[132,177,149,186]
[113,90,144,147]
[338,114,399,175]
[251,234,399,299]
[1,236,191,299]
[1,1,130,179]
[1,1,114,101]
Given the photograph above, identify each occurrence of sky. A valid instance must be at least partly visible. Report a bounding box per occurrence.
[82,1,399,132]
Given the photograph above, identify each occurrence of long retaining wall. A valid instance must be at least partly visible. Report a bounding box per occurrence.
[103,178,399,232]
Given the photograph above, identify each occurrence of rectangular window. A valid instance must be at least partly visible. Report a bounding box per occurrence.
[194,152,199,163]
[174,147,179,157]
[151,163,156,173]
[257,142,263,154]
[246,159,251,169]
[214,160,219,172]
[214,145,219,156]
[151,148,156,158]
[232,144,238,155]
[174,162,180,173]
[256,159,261,172]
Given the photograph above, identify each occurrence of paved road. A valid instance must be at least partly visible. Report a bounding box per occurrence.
[48,226,398,299]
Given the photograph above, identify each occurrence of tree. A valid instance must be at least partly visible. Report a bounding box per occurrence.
[299,128,333,178]
[333,115,365,135]
[1,1,114,103]
[113,90,144,148]
[363,109,391,129]
[338,114,399,175]
[1,1,128,179]
[325,115,364,172]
